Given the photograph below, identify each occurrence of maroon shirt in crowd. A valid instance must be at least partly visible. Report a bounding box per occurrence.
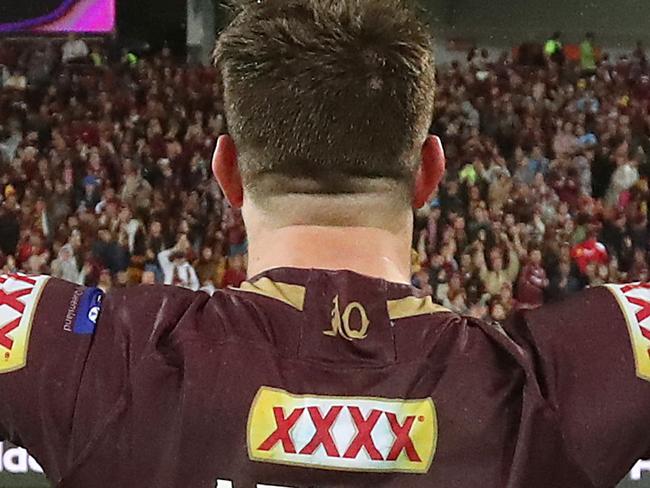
[516,262,548,308]
[0,270,649,487]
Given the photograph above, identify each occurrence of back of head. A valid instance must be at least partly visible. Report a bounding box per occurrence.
[214,0,435,214]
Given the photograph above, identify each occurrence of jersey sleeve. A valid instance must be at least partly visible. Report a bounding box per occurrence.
[0,273,200,483]
[508,282,650,486]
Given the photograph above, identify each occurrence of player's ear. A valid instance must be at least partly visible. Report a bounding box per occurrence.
[413,135,446,209]
[213,135,244,208]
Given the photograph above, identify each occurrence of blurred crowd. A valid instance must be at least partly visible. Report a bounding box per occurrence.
[417,39,649,320]
[0,37,648,321]
[0,38,246,296]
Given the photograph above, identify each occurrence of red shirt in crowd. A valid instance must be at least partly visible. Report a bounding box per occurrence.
[16,240,46,267]
[221,267,246,288]
[571,238,609,274]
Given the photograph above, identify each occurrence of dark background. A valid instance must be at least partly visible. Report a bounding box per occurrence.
[116,0,188,53]
[0,1,68,23]
[113,0,650,58]
[5,0,650,49]
[437,0,650,45]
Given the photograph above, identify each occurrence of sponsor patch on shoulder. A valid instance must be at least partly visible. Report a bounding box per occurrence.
[71,288,104,335]
[247,387,437,474]
[0,274,49,374]
[605,283,650,381]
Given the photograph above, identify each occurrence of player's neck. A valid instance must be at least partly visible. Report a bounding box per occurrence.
[246,225,413,285]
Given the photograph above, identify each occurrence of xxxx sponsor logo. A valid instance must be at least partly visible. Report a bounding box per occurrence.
[0,274,48,374]
[606,283,650,381]
[247,387,437,473]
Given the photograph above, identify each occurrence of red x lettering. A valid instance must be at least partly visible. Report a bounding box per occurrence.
[0,288,31,314]
[621,283,650,294]
[386,413,421,462]
[299,406,342,457]
[626,296,650,324]
[343,407,383,461]
[0,318,20,351]
[0,274,36,286]
[641,325,650,343]
[258,407,304,454]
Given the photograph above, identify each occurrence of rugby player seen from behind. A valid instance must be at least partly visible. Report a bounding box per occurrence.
[0,1,649,487]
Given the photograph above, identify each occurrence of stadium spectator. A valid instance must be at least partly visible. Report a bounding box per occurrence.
[516,247,549,308]
[61,34,89,64]
[0,202,20,257]
[92,227,129,275]
[571,231,610,274]
[544,31,564,64]
[17,233,48,269]
[222,254,247,288]
[580,32,597,75]
[607,153,640,205]
[194,244,226,294]
[3,69,26,90]
[547,259,582,301]
[89,45,106,67]
[141,269,157,285]
[51,244,82,284]
[478,240,521,297]
[630,248,649,281]
[158,235,200,291]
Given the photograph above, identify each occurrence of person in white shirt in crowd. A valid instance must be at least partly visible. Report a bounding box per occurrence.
[607,152,640,206]
[114,205,141,255]
[50,244,82,284]
[0,122,23,163]
[61,34,89,64]
[158,235,200,291]
[3,70,27,90]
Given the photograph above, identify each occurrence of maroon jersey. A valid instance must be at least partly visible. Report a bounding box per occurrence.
[0,269,649,487]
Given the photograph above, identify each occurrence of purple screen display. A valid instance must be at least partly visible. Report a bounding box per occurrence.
[0,0,115,33]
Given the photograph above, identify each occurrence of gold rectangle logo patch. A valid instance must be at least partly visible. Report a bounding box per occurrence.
[605,283,650,381]
[247,387,437,473]
[0,274,49,374]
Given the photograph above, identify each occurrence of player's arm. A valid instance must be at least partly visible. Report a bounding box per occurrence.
[0,273,200,483]
[507,283,650,486]
[0,274,95,481]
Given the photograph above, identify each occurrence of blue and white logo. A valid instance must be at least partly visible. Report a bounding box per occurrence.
[73,288,104,335]
[87,305,101,324]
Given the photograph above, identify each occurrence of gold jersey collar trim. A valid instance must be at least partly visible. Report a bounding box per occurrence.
[232,277,307,311]
[233,277,450,319]
[387,295,450,320]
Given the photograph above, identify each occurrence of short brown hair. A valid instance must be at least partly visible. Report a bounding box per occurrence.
[214,0,435,200]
